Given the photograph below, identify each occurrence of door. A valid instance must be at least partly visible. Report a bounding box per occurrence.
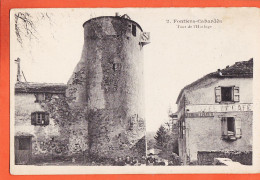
[15,136,32,165]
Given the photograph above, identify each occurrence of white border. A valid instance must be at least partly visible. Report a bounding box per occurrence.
[10,7,260,174]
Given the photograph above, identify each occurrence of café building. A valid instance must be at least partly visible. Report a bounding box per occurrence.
[176,58,253,165]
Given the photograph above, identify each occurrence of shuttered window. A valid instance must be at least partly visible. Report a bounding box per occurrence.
[31,112,49,126]
[215,86,240,103]
[221,87,233,101]
[221,117,242,140]
[178,120,185,139]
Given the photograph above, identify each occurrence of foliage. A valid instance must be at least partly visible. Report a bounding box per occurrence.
[146,132,156,150]
[154,125,170,150]
[14,12,53,47]
[154,115,179,159]
[40,95,88,154]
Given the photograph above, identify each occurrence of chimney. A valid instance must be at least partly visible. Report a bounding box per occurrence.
[115,12,119,17]
[217,69,222,76]
[15,58,22,82]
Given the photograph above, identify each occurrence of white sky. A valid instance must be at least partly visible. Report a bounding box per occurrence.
[10,8,260,132]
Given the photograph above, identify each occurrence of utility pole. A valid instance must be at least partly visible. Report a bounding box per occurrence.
[15,58,22,82]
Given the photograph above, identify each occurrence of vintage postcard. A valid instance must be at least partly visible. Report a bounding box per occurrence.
[10,7,260,174]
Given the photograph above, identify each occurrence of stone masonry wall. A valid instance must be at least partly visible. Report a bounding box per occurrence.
[67,16,146,160]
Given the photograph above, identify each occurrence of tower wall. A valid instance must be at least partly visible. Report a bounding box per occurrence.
[67,16,146,159]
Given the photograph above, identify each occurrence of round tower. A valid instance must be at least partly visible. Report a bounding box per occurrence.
[68,14,150,159]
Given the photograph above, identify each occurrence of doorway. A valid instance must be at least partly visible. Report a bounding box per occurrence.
[15,136,32,165]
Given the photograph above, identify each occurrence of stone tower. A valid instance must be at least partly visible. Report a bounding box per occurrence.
[67,14,150,160]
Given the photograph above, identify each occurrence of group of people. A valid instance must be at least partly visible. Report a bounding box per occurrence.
[113,156,146,166]
[111,155,178,166]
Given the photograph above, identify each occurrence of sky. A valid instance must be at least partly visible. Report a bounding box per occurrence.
[10,8,260,132]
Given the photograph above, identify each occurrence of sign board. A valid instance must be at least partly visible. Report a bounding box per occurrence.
[186,103,253,113]
[140,32,151,45]
[185,112,215,118]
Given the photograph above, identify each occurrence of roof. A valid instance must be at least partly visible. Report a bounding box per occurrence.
[219,59,253,77]
[15,82,67,94]
[83,16,143,32]
[176,58,253,104]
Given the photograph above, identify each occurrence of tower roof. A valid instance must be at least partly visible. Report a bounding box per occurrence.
[83,15,143,32]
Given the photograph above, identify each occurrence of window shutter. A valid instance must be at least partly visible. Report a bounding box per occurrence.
[235,117,242,138]
[233,86,240,102]
[221,117,228,137]
[215,87,221,103]
[45,113,50,125]
[31,112,36,125]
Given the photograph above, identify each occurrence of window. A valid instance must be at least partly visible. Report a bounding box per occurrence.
[178,120,185,139]
[227,117,235,133]
[34,93,45,102]
[112,63,121,72]
[129,119,133,130]
[221,117,242,140]
[34,93,53,102]
[132,24,136,37]
[215,86,240,103]
[31,112,49,126]
[221,87,232,101]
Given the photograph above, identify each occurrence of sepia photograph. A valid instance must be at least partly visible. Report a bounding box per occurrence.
[9,8,260,174]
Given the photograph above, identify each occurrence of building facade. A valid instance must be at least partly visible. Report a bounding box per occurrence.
[15,82,66,164]
[176,59,253,165]
[15,81,90,165]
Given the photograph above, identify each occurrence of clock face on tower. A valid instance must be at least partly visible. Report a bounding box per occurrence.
[140,32,151,45]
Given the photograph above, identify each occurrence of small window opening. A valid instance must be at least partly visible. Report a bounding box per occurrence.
[129,119,134,130]
[112,63,121,72]
[132,24,136,37]
[35,93,45,103]
[113,63,116,71]
[221,87,232,101]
